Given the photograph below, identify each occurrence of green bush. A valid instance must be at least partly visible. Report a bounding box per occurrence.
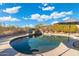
[50,24,78,33]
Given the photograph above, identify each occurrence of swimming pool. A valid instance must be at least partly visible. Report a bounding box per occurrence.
[10,35,68,55]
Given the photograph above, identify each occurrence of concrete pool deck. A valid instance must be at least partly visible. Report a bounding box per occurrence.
[0,34,79,56]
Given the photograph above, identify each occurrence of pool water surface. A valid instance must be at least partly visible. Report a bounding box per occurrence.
[10,35,67,54]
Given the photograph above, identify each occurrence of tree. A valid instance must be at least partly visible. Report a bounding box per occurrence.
[47,24,78,33]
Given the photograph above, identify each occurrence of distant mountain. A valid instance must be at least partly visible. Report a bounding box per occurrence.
[64,18,79,28]
[56,18,79,25]
[64,18,79,22]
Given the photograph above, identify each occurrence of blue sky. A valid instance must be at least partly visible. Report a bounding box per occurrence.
[0,3,79,27]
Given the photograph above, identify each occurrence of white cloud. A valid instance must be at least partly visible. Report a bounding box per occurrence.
[65,11,73,15]
[40,15,51,20]
[63,17,70,21]
[42,3,48,6]
[3,6,21,14]
[24,11,73,22]
[63,17,78,22]
[42,6,55,11]
[51,21,59,24]
[0,16,20,22]
[30,14,51,22]
[50,11,73,19]
[31,14,40,19]
[39,3,55,11]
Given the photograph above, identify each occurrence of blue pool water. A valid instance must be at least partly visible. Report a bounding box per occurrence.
[10,36,61,54]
